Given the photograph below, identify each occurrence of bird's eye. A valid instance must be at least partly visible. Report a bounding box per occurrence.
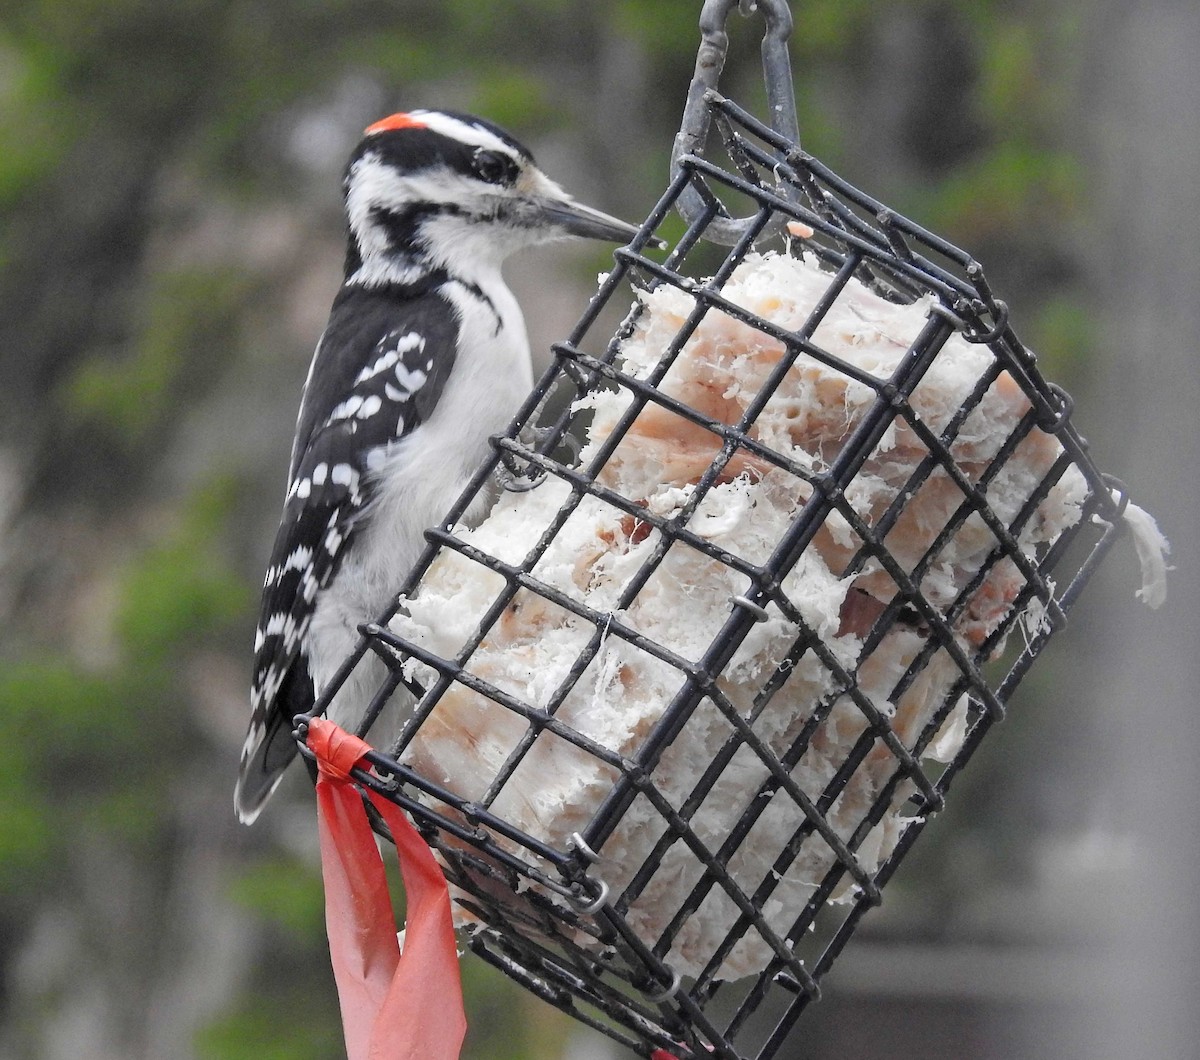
[472,149,518,185]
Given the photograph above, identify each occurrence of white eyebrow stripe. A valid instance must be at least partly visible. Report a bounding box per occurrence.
[407,111,516,155]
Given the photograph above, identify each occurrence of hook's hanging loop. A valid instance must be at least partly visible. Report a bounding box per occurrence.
[671,0,800,245]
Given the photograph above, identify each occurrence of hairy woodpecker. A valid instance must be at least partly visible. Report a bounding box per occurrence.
[235,110,642,823]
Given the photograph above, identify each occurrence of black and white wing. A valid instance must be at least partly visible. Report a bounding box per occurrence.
[234,283,458,821]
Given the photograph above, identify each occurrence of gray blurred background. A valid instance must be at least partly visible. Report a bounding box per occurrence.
[1,1,1195,1058]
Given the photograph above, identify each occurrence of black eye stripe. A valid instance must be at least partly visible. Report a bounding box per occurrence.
[472,148,519,185]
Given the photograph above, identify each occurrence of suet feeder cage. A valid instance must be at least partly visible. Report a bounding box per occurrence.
[295,2,1164,1056]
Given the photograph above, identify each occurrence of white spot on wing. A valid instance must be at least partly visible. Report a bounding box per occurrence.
[282,545,313,573]
[395,365,427,392]
[330,395,364,421]
[356,333,425,384]
[356,349,400,384]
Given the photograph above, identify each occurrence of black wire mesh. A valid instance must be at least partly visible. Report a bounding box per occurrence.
[296,93,1136,1060]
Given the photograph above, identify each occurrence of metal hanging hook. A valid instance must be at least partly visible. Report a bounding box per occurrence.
[671,0,800,245]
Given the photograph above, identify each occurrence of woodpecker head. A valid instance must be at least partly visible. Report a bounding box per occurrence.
[342,110,642,286]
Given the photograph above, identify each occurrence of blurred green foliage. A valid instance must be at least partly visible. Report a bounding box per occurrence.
[917,141,1079,239]
[65,268,256,446]
[116,475,252,659]
[228,856,327,941]
[0,473,249,899]
[213,855,345,1058]
[0,30,76,208]
[197,1000,345,1060]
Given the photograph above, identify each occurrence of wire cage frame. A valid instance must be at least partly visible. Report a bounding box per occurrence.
[294,89,1141,1060]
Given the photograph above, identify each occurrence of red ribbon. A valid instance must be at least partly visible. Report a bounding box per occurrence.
[307,717,466,1060]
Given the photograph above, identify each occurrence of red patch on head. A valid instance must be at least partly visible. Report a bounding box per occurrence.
[364,113,426,135]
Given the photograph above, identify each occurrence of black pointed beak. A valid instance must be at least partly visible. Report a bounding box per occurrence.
[514,168,663,247]
[537,197,646,244]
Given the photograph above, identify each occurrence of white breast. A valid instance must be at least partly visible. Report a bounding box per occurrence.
[306,267,535,704]
[364,273,534,579]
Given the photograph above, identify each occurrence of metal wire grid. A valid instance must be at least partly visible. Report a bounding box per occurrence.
[295,94,1132,1059]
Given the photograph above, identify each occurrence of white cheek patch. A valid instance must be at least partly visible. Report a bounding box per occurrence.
[346,155,481,266]
[345,154,402,253]
[348,154,492,222]
[345,154,502,263]
[399,167,492,211]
